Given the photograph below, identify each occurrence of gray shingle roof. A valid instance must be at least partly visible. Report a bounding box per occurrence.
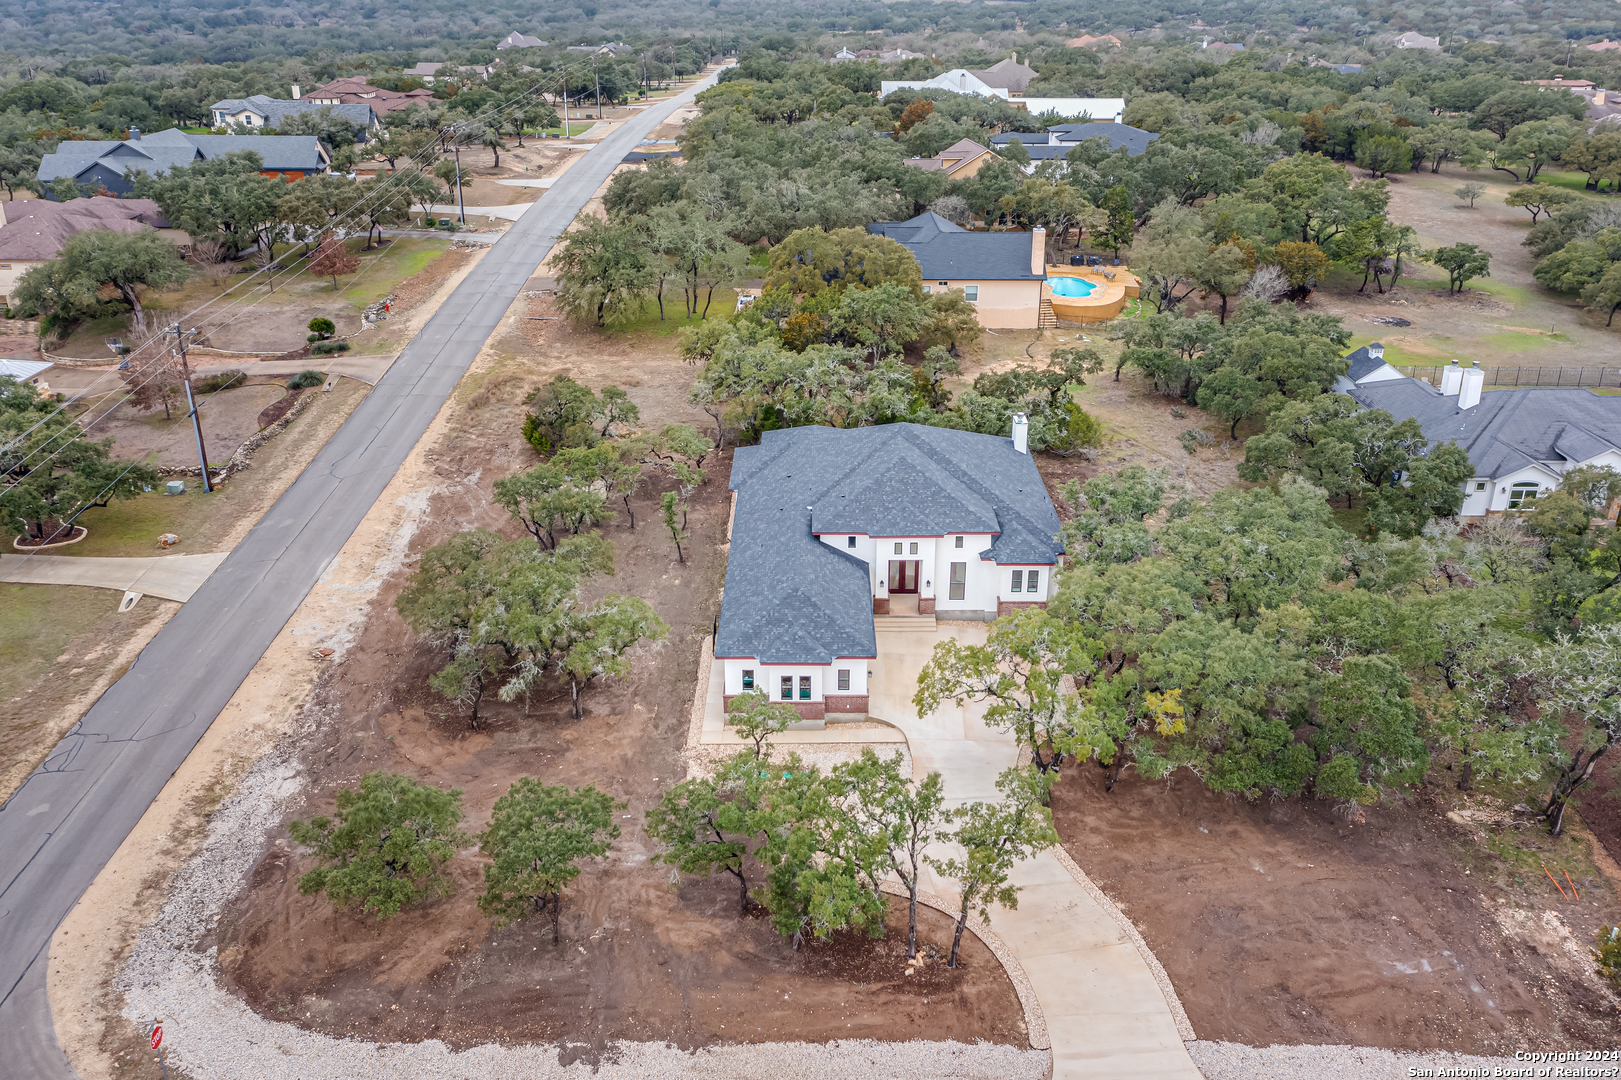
[1343,343,1389,382]
[1346,361,1621,479]
[868,212,1045,282]
[991,123,1159,156]
[38,128,327,185]
[210,96,375,137]
[717,423,1064,664]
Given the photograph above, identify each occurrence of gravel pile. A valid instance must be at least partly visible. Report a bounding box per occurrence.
[115,697,1042,1080]
[1189,1040,1524,1079]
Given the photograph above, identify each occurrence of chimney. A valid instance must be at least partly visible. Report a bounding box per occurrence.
[1366,341,1384,362]
[292,83,301,99]
[1031,226,1046,275]
[1597,90,1608,105]
[1012,51,1017,64]
[128,127,140,141]
[1440,359,1463,395]
[1012,413,1029,454]
[1458,361,1484,410]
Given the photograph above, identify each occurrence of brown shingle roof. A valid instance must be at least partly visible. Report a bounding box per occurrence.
[0,197,170,261]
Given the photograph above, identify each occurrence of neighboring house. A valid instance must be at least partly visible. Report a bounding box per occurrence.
[879,48,927,62]
[974,55,1039,94]
[496,32,548,49]
[0,196,171,301]
[568,42,634,55]
[868,211,1046,329]
[991,121,1158,156]
[305,77,436,117]
[1310,59,1365,74]
[1394,31,1442,50]
[1339,344,1621,517]
[209,95,378,139]
[402,62,446,83]
[882,68,1008,100]
[1587,40,1621,52]
[1066,34,1124,49]
[879,73,1127,122]
[830,47,860,62]
[1201,39,1247,53]
[38,128,330,197]
[715,420,1064,721]
[901,137,999,179]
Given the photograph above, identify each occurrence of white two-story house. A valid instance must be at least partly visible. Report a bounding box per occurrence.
[715,418,1065,721]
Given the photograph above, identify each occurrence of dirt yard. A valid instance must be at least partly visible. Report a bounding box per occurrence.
[80,376,290,467]
[1051,765,1621,1056]
[211,308,1028,1061]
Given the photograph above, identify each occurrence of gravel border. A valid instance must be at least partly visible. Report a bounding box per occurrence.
[1188,1040,1531,1079]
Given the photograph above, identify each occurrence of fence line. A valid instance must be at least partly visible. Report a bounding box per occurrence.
[1398,365,1621,390]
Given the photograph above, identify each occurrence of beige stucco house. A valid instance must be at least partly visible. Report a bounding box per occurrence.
[868,212,1046,329]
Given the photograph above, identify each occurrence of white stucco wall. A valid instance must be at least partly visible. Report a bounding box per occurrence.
[721,658,869,701]
[816,530,1055,612]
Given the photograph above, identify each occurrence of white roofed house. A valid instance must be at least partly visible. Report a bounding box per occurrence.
[714,420,1064,724]
[1339,344,1621,518]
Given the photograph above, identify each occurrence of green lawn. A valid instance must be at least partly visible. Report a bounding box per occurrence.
[1532,168,1616,195]
[598,289,741,339]
[0,584,114,705]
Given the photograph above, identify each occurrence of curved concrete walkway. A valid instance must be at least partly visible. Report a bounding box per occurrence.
[864,622,1202,1078]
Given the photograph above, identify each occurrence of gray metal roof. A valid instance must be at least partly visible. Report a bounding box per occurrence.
[867,212,1045,282]
[717,423,1064,664]
[1346,360,1621,479]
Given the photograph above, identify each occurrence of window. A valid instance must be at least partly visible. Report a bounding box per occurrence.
[742,669,754,690]
[847,535,856,548]
[909,542,918,555]
[894,542,903,555]
[954,536,964,548]
[921,285,931,294]
[964,285,979,302]
[799,676,812,700]
[949,562,966,601]
[1508,482,1541,510]
[1010,570,1023,593]
[837,669,850,691]
[1475,482,1487,491]
[938,281,949,287]
[781,676,793,701]
[1026,569,1040,595]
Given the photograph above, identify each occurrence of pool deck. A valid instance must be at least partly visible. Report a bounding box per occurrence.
[1045,265,1140,323]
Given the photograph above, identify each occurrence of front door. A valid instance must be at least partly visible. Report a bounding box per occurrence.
[887,560,919,593]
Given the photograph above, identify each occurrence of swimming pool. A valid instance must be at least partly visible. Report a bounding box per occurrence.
[1050,276,1098,298]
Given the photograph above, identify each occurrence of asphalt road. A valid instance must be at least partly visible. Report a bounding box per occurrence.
[0,74,717,1079]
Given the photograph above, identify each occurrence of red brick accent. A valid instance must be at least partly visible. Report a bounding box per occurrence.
[873,597,890,614]
[792,700,826,720]
[824,695,869,714]
[723,694,736,713]
[997,600,1049,616]
[917,597,936,614]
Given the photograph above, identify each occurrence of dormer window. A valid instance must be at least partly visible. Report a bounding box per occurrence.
[847,536,856,548]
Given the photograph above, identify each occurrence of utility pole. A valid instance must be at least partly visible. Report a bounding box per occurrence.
[561,65,569,136]
[451,129,465,225]
[166,323,212,493]
[594,54,602,119]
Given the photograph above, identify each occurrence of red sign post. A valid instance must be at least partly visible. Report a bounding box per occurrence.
[150,1025,162,1050]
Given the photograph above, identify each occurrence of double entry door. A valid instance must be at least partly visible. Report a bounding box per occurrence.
[886,560,919,593]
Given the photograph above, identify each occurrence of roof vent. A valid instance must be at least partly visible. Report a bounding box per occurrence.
[1012,413,1029,454]
[128,127,141,141]
[1367,342,1384,361]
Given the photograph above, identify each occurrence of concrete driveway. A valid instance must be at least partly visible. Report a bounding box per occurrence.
[866,620,1203,1079]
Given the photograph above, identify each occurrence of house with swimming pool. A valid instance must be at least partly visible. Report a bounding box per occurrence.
[715,419,1065,721]
[868,211,1141,328]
